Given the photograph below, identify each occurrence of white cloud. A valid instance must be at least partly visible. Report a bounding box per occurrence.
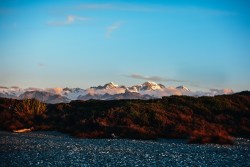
[46,88,63,95]
[140,87,183,97]
[48,15,90,26]
[208,88,234,96]
[66,15,75,24]
[106,22,122,38]
[140,88,234,98]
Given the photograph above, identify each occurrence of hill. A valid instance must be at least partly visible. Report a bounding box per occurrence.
[0,92,249,144]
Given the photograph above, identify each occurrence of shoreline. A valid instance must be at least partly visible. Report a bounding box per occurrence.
[7,129,235,145]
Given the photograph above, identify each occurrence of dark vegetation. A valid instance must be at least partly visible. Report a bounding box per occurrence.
[0,91,250,144]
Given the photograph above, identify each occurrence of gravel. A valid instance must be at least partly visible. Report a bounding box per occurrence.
[0,131,249,167]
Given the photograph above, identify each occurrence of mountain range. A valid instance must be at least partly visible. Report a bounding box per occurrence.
[0,81,234,104]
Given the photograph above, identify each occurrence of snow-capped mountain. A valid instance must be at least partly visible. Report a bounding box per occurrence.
[176,85,191,91]
[78,90,153,101]
[86,82,125,95]
[0,86,24,98]
[0,82,234,103]
[91,82,118,90]
[128,81,165,92]
[19,91,70,104]
[61,87,86,100]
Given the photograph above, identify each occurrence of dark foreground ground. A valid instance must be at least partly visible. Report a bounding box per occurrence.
[0,131,249,167]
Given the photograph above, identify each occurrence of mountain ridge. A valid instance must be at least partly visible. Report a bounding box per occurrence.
[0,82,234,103]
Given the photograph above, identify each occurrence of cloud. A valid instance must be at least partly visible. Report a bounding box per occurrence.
[46,88,63,95]
[106,22,121,38]
[48,15,90,26]
[138,87,234,98]
[127,74,184,83]
[209,88,234,95]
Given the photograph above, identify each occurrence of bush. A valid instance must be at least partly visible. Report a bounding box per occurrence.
[14,99,47,117]
[188,130,234,145]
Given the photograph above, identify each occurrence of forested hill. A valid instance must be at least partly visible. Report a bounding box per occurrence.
[0,91,249,144]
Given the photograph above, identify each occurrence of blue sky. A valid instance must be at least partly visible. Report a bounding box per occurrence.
[0,0,249,91]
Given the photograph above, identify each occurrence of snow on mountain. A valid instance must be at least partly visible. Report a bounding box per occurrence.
[176,85,191,91]
[42,87,86,100]
[61,88,86,100]
[86,82,125,95]
[77,93,101,101]
[19,91,70,104]
[0,86,24,98]
[128,81,165,92]
[0,83,235,103]
[140,81,164,90]
[90,82,118,90]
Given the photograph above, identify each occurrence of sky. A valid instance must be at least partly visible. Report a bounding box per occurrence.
[0,0,249,91]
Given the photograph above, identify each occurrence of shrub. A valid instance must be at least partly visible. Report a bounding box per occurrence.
[14,99,47,117]
[188,129,234,145]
